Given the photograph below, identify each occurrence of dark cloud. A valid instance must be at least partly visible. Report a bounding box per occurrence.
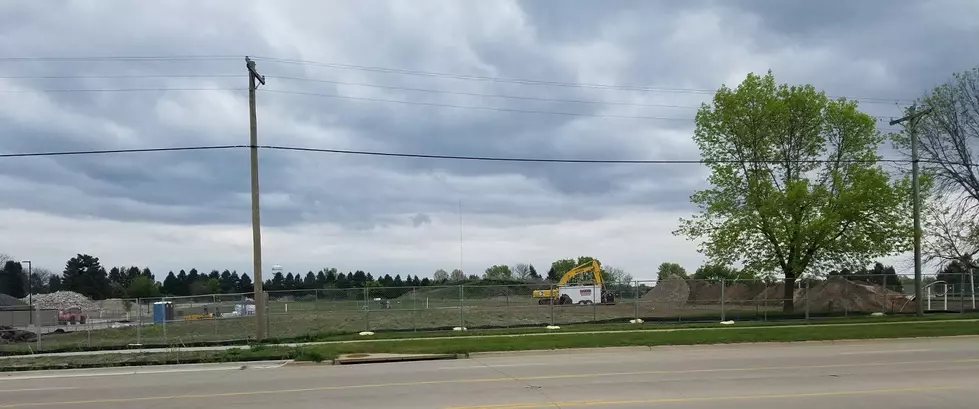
[0,0,974,231]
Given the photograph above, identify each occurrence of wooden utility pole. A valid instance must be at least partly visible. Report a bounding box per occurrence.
[890,105,933,317]
[246,56,267,339]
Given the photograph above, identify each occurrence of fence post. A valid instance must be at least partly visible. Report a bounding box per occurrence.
[549,283,555,326]
[720,278,726,322]
[364,287,370,332]
[633,280,639,322]
[459,285,465,329]
[961,271,967,313]
[882,274,888,314]
[804,280,810,321]
[34,301,40,351]
[136,298,142,346]
[162,296,168,344]
[412,286,417,332]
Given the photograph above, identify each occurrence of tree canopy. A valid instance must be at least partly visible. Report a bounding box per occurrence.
[674,71,915,311]
[656,262,689,282]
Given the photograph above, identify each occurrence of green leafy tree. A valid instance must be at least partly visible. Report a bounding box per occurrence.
[656,262,689,282]
[483,265,513,280]
[126,275,161,299]
[62,254,111,300]
[692,264,755,283]
[548,259,576,282]
[674,71,914,312]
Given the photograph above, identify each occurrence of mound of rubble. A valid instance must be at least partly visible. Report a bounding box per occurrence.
[22,291,100,312]
[641,275,690,305]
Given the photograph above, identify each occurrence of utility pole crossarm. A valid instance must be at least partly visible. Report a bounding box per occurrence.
[889,107,933,126]
[245,56,265,87]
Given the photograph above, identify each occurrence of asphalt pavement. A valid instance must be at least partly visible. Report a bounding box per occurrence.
[1,336,977,408]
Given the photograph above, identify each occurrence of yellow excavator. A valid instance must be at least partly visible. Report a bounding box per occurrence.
[532,260,615,305]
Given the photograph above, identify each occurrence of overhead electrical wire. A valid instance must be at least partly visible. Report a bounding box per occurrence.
[260,89,695,121]
[0,87,246,93]
[0,54,921,105]
[0,145,242,158]
[1,144,972,168]
[250,56,918,105]
[0,55,242,62]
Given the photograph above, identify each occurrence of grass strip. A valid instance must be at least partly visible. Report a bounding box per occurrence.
[3,319,976,372]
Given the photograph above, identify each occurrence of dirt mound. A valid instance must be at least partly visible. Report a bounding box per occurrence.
[687,281,721,303]
[0,293,24,306]
[686,281,767,304]
[801,277,910,312]
[642,275,690,305]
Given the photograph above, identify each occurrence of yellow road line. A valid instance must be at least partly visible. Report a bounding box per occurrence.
[1,358,976,408]
[445,386,960,409]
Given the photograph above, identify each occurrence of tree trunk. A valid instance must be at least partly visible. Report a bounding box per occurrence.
[783,276,796,313]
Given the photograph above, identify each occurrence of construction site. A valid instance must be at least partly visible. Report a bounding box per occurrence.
[2,270,974,355]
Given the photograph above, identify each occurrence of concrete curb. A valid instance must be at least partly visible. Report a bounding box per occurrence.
[332,353,464,365]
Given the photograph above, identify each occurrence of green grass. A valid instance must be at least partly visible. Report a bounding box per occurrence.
[294,319,979,358]
[3,318,978,371]
[3,310,978,357]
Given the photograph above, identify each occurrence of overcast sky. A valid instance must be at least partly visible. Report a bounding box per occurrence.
[0,0,976,280]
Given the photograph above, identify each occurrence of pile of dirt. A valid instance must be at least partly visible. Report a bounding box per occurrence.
[641,275,690,305]
[685,281,768,304]
[23,291,100,311]
[0,293,24,306]
[801,276,910,312]
[753,283,804,303]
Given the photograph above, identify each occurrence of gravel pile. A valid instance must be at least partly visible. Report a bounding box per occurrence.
[22,291,100,312]
[0,293,24,306]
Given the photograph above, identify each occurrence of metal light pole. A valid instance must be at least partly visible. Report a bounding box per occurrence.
[890,105,933,317]
[21,260,32,324]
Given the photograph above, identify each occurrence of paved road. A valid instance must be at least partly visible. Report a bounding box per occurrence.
[1,337,977,408]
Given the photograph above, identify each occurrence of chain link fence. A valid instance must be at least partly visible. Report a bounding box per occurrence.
[2,273,976,354]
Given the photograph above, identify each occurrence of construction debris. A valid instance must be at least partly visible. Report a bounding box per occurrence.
[21,291,100,312]
[0,326,37,343]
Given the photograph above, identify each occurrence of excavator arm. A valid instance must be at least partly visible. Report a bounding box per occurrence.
[532,260,605,301]
[557,260,603,286]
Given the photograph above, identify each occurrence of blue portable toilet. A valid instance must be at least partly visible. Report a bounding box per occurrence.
[153,301,174,324]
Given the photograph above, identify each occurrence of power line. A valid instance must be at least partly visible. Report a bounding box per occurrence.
[267,75,904,122]
[0,145,242,158]
[252,56,917,104]
[0,74,243,79]
[269,75,704,109]
[261,89,695,121]
[261,145,951,165]
[0,87,245,93]
[3,144,973,167]
[0,55,241,62]
[0,54,920,105]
